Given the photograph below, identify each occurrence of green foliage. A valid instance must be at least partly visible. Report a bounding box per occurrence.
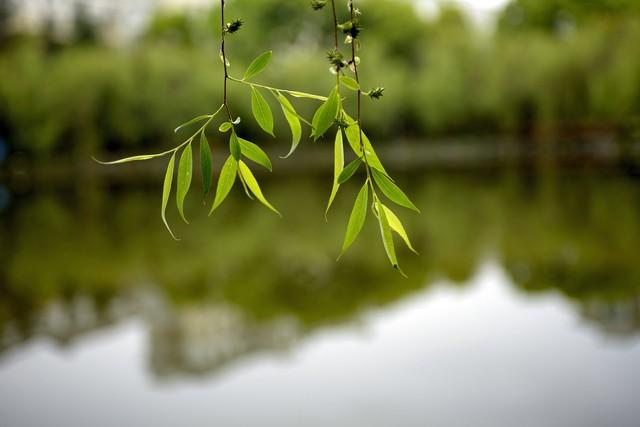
[211,155,237,213]
[375,199,405,276]
[498,0,640,34]
[325,130,344,218]
[250,86,274,136]
[162,153,178,240]
[229,131,241,160]
[338,158,362,184]
[238,137,272,171]
[339,182,369,259]
[311,87,340,140]
[243,51,272,80]
[199,132,213,197]
[238,160,281,216]
[371,168,420,213]
[277,94,302,158]
[88,0,419,274]
[176,142,193,223]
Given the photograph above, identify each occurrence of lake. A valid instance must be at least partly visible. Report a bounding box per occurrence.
[1,166,639,426]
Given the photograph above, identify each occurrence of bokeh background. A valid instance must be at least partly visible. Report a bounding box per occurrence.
[1,1,640,426]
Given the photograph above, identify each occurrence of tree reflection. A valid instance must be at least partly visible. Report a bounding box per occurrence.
[1,170,639,378]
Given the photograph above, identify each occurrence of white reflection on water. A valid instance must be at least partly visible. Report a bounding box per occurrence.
[1,261,639,427]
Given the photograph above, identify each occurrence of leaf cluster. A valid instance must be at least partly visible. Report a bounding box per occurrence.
[96,0,418,275]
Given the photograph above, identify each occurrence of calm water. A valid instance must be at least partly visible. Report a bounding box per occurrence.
[1,168,640,426]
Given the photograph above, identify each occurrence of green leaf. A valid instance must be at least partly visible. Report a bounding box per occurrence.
[161,153,179,240]
[210,155,237,214]
[238,160,281,216]
[238,137,272,171]
[343,115,387,174]
[251,87,274,136]
[237,167,254,199]
[278,94,302,158]
[338,182,368,259]
[376,200,407,277]
[176,143,193,224]
[229,131,241,160]
[288,91,328,101]
[92,151,171,165]
[200,132,213,196]
[381,204,418,254]
[219,122,232,133]
[311,88,339,140]
[174,114,211,133]
[340,76,360,91]
[219,51,230,67]
[371,168,420,213]
[243,51,272,80]
[325,130,344,219]
[338,158,361,184]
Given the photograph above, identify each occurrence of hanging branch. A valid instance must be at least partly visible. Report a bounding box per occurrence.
[314,0,420,275]
[95,0,326,238]
[94,0,417,273]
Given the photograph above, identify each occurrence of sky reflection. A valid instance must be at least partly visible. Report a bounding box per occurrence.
[1,261,638,427]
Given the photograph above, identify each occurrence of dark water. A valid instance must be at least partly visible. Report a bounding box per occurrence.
[1,168,640,426]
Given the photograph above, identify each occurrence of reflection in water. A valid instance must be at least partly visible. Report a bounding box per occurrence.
[1,262,639,427]
[2,172,640,358]
[0,170,640,424]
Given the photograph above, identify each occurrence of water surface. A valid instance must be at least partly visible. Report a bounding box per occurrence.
[1,169,639,426]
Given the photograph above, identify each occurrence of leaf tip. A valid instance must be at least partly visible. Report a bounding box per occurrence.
[394,265,408,278]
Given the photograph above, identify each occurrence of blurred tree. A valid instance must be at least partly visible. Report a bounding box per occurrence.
[498,0,640,34]
[0,0,13,45]
[145,11,196,46]
[72,1,99,44]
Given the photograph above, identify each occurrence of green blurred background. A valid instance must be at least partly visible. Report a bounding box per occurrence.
[1,2,640,425]
[1,0,640,161]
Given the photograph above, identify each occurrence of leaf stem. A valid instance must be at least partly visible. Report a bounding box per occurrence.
[221,0,234,123]
[343,1,374,195]
[330,0,341,95]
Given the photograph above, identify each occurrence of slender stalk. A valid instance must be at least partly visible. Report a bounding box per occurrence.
[330,0,339,50]
[346,1,373,187]
[330,0,341,92]
[220,0,233,121]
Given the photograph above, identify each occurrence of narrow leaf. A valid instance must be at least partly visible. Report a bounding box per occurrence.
[325,130,344,219]
[200,132,213,196]
[338,158,361,184]
[278,94,302,158]
[376,200,406,277]
[340,76,360,91]
[238,137,272,171]
[161,153,179,240]
[338,182,369,259]
[92,151,171,165]
[311,88,339,140]
[237,168,254,199]
[219,122,232,133]
[210,155,237,214]
[243,51,272,80]
[229,131,241,160]
[371,168,420,213]
[251,87,274,136]
[176,143,193,223]
[288,91,328,101]
[343,114,387,174]
[238,160,281,217]
[382,204,418,254]
[174,114,211,133]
